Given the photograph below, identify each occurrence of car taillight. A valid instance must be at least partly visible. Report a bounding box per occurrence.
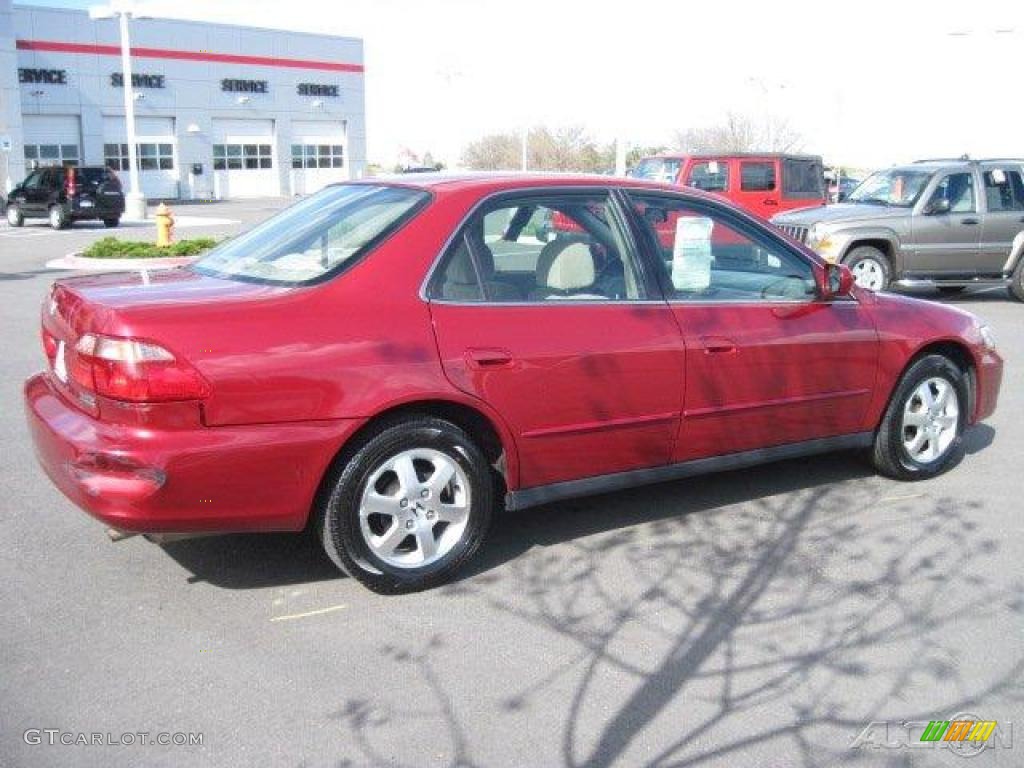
[65,167,77,197]
[70,333,210,402]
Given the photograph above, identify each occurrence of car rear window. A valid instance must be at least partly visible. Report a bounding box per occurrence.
[193,184,430,285]
[782,158,824,199]
[76,167,114,187]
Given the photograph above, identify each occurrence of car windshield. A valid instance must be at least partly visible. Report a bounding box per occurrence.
[193,184,430,285]
[628,158,682,183]
[846,169,932,207]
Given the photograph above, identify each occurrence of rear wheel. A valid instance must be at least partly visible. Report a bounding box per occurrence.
[317,416,493,594]
[6,205,24,227]
[49,205,70,230]
[844,245,891,292]
[103,218,120,228]
[871,354,967,480]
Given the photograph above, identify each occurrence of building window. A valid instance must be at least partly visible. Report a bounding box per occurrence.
[24,143,79,168]
[104,143,175,172]
[214,144,273,170]
[291,144,344,170]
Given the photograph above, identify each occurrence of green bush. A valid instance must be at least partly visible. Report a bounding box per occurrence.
[82,236,219,260]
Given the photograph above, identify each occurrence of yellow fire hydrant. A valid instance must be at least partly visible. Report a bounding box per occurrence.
[155,202,175,247]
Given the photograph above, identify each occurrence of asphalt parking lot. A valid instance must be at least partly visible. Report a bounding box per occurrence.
[2,199,1022,767]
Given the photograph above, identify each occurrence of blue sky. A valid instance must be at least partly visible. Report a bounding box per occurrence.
[14,0,1024,168]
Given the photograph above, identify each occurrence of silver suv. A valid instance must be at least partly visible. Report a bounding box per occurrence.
[772,158,1024,300]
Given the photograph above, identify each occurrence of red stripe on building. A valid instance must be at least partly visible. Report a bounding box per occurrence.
[16,39,363,73]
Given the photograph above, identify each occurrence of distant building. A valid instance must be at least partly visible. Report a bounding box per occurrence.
[0,0,366,199]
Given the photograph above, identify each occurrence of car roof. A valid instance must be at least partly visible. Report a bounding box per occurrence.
[641,152,822,162]
[350,171,723,199]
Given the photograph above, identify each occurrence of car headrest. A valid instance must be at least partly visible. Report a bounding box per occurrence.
[538,241,595,292]
[445,242,477,285]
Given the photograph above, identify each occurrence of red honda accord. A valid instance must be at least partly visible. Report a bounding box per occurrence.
[25,175,1002,592]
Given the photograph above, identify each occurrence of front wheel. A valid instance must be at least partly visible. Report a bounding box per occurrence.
[844,246,891,292]
[1010,258,1024,302]
[318,416,494,593]
[871,354,967,480]
[103,218,120,228]
[6,205,24,227]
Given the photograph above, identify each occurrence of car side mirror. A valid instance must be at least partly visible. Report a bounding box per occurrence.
[821,263,855,298]
[925,198,951,215]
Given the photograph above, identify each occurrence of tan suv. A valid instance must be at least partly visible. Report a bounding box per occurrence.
[771,157,1024,300]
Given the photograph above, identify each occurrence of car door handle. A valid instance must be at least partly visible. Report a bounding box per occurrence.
[699,336,737,354]
[961,218,979,225]
[465,348,513,369]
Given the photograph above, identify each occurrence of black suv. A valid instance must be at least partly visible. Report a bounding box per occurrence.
[5,166,125,229]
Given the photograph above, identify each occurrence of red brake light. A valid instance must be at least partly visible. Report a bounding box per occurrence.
[42,328,58,362]
[65,167,77,197]
[69,334,210,402]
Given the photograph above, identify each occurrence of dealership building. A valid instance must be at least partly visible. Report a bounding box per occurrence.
[0,0,366,200]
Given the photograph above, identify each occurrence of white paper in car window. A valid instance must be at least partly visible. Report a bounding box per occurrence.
[672,216,714,291]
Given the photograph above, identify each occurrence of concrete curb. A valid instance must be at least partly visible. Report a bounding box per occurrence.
[46,253,198,271]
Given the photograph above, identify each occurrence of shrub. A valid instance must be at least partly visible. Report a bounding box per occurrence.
[82,237,220,260]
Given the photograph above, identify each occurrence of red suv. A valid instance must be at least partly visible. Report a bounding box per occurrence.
[25,175,1002,593]
[629,153,826,220]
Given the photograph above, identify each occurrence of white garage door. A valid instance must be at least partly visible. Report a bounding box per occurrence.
[211,119,278,199]
[22,115,81,169]
[289,120,348,195]
[103,116,179,200]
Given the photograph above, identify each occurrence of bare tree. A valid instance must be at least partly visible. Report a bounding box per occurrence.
[461,125,614,172]
[674,112,804,154]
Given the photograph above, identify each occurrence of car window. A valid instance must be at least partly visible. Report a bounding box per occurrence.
[193,184,430,285]
[982,169,1024,212]
[22,171,44,190]
[627,193,817,302]
[848,169,932,208]
[782,158,824,199]
[628,158,682,183]
[429,194,645,303]
[687,161,729,192]
[928,172,976,214]
[740,161,776,192]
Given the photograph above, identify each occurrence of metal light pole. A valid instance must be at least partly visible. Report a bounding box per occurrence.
[90,2,148,219]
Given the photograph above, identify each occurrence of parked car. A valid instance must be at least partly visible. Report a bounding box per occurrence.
[772,158,1024,298]
[25,174,1002,593]
[628,152,826,220]
[5,165,124,229]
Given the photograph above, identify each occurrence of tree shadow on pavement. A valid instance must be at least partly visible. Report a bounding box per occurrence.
[326,431,1021,768]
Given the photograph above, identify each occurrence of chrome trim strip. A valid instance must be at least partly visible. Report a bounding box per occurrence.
[520,411,679,439]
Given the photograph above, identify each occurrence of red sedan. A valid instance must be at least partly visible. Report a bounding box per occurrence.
[25,175,1003,593]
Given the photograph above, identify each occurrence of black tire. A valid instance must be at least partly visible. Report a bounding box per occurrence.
[6,205,24,227]
[871,354,968,480]
[103,218,120,228]
[843,245,891,292]
[317,416,493,594]
[1010,258,1024,302]
[48,205,70,230]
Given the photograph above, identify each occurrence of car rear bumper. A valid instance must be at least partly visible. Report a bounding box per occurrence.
[24,372,364,534]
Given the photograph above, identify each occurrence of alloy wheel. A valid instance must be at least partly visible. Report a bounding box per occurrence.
[358,448,471,569]
[901,376,959,464]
